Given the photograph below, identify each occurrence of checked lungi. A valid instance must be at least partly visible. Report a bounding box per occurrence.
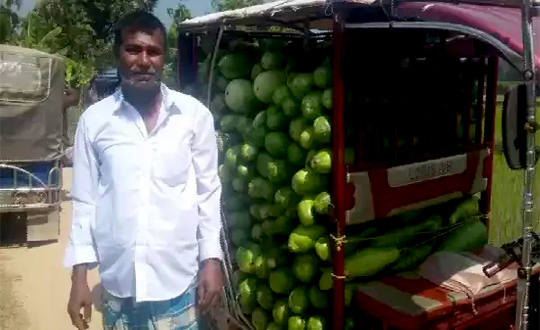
[101,281,198,330]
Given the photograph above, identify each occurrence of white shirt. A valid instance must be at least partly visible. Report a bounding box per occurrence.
[63,85,223,302]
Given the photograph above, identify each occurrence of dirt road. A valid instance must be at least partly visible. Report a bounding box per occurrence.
[0,169,103,330]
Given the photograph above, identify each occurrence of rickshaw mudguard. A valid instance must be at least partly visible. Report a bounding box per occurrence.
[25,208,61,242]
[0,45,65,243]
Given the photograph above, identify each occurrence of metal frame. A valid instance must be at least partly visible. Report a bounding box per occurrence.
[344,21,527,79]
[515,1,538,329]
[331,13,347,330]
[0,162,62,211]
[390,0,540,9]
[0,161,63,244]
[480,56,500,236]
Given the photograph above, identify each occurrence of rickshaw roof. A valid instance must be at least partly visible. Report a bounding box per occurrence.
[177,0,361,28]
[178,0,539,78]
[0,44,65,62]
[0,43,66,162]
[177,0,533,29]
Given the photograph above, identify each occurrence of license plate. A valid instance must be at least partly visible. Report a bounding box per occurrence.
[387,154,468,187]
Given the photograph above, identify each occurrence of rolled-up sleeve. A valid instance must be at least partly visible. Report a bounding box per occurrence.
[192,103,223,261]
[63,116,99,268]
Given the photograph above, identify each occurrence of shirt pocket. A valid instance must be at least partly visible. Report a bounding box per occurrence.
[153,138,191,186]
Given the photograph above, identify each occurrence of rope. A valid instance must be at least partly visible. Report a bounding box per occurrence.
[324,0,334,16]
[330,233,347,251]
[331,271,349,280]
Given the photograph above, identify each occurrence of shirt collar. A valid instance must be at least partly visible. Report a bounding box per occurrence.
[113,83,181,114]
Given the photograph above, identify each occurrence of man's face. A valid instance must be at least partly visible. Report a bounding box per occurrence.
[118,27,165,92]
[63,87,80,109]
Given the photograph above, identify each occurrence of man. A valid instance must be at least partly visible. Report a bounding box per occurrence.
[64,10,224,330]
[61,86,81,167]
[64,86,81,110]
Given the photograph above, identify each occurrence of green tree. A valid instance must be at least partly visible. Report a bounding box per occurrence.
[16,12,62,51]
[11,0,161,87]
[164,2,192,85]
[76,0,160,42]
[29,0,160,63]
[211,0,264,11]
[167,1,192,52]
[0,0,21,42]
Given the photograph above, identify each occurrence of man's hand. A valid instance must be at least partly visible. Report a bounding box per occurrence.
[67,267,92,330]
[198,259,223,311]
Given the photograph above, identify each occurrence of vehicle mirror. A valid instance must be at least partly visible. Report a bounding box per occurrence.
[501,84,528,170]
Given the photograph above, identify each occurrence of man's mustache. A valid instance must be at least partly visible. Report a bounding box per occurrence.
[131,67,158,75]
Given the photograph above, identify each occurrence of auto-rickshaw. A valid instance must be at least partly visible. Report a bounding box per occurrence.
[0,44,66,245]
[175,1,538,329]
[83,68,121,107]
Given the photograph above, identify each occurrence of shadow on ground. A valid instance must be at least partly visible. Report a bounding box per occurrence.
[28,240,59,248]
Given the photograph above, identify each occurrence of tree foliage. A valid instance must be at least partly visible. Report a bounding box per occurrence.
[163,2,192,85]
[4,0,160,87]
[0,0,21,42]
[29,0,160,66]
[75,0,159,42]
[211,0,265,11]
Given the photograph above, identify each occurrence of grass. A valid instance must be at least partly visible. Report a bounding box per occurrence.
[489,101,540,245]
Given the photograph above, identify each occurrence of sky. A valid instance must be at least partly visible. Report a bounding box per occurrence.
[17,0,213,27]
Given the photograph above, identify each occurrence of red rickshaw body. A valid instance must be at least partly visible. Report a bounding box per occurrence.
[175,1,538,330]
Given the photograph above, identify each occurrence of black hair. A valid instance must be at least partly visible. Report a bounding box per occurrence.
[113,10,167,56]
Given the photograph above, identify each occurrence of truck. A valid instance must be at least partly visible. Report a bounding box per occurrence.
[0,45,66,245]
